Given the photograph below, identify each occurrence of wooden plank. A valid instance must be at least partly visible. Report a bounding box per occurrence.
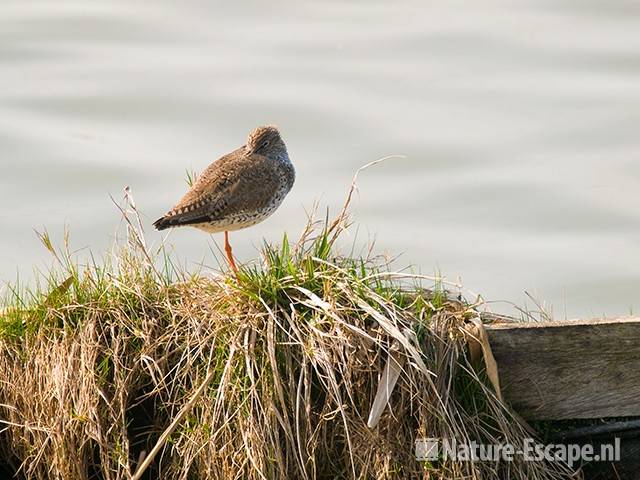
[484,317,640,420]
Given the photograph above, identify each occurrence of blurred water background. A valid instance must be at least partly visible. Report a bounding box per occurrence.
[1,1,639,318]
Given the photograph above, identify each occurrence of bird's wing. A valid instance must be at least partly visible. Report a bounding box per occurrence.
[153,150,280,230]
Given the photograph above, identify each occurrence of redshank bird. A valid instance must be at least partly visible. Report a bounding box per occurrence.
[153,126,295,273]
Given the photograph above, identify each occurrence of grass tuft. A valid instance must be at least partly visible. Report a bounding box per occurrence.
[0,178,578,479]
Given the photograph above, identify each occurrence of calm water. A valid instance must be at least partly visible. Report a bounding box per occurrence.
[1,1,640,318]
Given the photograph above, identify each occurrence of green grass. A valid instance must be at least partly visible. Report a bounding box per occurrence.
[0,192,577,480]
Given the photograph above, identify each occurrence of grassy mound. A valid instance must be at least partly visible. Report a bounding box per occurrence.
[0,194,576,479]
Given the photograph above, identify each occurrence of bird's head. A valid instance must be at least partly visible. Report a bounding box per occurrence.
[246,125,286,157]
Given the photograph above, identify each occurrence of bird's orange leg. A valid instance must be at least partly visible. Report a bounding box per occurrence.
[224,231,238,276]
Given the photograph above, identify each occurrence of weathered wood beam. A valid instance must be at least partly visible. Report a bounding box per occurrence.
[484,317,640,420]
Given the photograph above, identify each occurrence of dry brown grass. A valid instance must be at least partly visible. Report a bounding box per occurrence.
[0,185,579,479]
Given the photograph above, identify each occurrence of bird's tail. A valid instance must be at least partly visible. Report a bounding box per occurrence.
[153,216,172,231]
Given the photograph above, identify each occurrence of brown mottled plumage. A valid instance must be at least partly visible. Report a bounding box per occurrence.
[153,126,295,272]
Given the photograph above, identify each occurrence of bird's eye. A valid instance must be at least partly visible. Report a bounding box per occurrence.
[261,140,270,149]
